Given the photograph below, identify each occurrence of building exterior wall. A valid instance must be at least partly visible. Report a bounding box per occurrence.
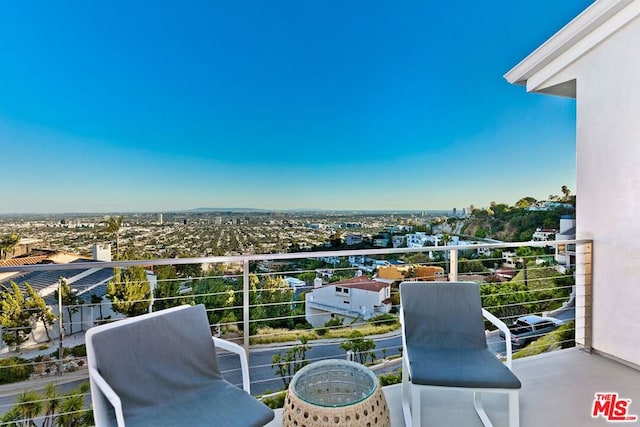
[514,7,640,365]
[572,17,640,365]
[304,285,389,327]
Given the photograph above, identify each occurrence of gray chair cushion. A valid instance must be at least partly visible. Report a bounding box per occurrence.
[126,379,275,427]
[405,346,521,389]
[90,304,273,426]
[400,282,521,390]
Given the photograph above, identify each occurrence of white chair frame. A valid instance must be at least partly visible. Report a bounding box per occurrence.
[401,306,519,427]
[86,305,252,427]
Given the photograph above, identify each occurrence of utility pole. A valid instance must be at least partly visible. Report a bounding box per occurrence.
[58,278,65,376]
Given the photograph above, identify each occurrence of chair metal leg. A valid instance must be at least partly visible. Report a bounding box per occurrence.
[411,387,421,427]
[508,390,520,427]
[402,358,413,427]
[473,391,493,427]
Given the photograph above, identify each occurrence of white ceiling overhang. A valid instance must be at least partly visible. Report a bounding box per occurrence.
[504,0,640,97]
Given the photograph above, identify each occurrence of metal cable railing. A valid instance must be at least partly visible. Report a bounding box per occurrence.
[0,240,592,424]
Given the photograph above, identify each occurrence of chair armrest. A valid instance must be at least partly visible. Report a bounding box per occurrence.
[213,337,251,394]
[399,307,412,378]
[482,308,514,369]
[89,367,126,427]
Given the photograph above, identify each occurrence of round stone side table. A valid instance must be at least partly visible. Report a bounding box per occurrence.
[282,359,390,427]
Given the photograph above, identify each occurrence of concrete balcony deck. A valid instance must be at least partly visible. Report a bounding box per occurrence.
[267,348,640,426]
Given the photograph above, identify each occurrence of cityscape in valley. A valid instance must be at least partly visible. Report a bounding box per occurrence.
[0,189,575,261]
[5,0,640,423]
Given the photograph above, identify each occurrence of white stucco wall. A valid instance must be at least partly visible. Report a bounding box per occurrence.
[572,17,640,366]
[508,2,640,366]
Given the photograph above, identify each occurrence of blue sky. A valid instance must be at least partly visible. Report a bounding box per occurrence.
[0,1,592,213]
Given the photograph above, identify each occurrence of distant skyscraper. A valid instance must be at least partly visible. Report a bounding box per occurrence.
[157,213,163,225]
[453,208,457,216]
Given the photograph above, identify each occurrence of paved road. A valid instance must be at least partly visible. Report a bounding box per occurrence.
[220,335,404,396]
[1,308,576,409]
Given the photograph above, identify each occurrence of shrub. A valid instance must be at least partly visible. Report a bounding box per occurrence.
[262,391,286,409]
[0,357,34,384]
[316,327,328,336]
[369,313,398,326]
[378,369,402,386]
[68,344,87,357]
[324,317,343,328]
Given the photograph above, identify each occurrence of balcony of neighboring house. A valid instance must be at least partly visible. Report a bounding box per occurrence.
[1,239,639,426]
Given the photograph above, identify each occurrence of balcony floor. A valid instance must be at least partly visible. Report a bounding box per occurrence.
[267,348,640,426]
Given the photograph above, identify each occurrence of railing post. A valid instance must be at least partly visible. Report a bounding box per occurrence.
[243,259,250,361]
[449,248,458,282]
[576,242,593,352]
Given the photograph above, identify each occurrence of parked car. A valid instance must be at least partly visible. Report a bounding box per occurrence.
[499,315,563,348]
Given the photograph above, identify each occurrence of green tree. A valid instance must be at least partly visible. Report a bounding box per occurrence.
[25,284,54,341]
[41,383,60,427]
[260,276,295,329]
[561,185,571,202]
[1,382,93,427]
[0,232,19,260]
[15,390,42,427]
[90,294,104,323]
[296,271,316,284]
[102,215,124,259]
[175,262,204,279]
[271,336,310,389]
[53,279,83,335]
[193,278,237,324]
[0,283,32,348]
[515,197,537,209]
[153,266,184,311]
[106,267,151,317]
[340,331,376,365]
[55,383,93,427]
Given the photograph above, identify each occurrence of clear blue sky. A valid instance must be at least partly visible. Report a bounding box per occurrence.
[0,0,592,213]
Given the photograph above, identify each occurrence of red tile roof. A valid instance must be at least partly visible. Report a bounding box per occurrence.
[333,276,389,292]
[0,256,51,267]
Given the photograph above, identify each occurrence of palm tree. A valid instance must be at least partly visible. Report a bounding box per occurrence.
[561,185,571,202]
[0,232,19,261]
[56,383,91,427]
[103,215,124,259]
[41,383,60,427]
[15,390,42,427]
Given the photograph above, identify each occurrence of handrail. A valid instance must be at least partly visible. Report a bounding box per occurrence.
[0,239,591,274]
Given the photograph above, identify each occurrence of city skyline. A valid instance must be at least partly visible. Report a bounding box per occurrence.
[0,1,591,213]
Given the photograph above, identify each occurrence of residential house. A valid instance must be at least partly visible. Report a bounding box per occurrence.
[344,234,363,246]
[531,228,557,242]
[0,245,157,349]
[376,265,445,284]
[406,232,431,248]
[304,276,391,327]
[391,235,406,248]
[554,215,576,271]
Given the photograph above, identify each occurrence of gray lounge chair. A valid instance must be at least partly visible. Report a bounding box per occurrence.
[400,281,521,427]
[85,304,274,427]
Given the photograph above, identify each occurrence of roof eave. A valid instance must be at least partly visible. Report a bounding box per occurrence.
[504,0,635,91]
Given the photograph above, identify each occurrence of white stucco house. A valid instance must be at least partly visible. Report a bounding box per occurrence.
[505,0,640,367]
[554,215,576,270]
[304,276,391,327]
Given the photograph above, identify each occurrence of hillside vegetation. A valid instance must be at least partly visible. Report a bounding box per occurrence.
[460,198,574,242]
